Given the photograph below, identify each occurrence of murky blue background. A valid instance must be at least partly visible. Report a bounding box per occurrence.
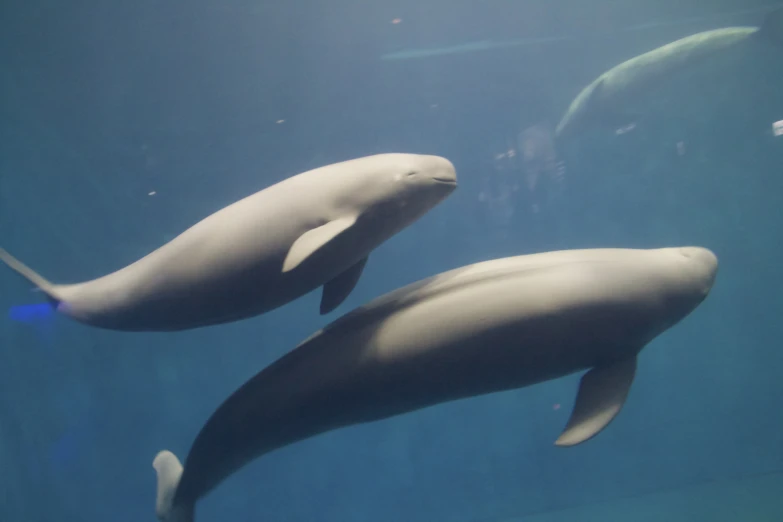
[1,1,782,520]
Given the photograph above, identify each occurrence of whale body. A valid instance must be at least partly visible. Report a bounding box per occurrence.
[152,246,718,522]
[555,8,783,138]
[0,153,457,331]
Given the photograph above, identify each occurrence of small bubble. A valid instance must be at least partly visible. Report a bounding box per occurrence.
[391,18,402,24]
[553,403,561,411]
[676,141,686,156]
[148,191,157,196]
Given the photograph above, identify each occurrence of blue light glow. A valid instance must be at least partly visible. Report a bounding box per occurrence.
[8,303,55,323]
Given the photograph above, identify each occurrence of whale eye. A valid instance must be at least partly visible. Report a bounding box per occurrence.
[405,171,418,177]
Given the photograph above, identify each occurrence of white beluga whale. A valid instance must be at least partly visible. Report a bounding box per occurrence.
[152,246,718,522]
[0,153,457,331]
[555,7,783,138]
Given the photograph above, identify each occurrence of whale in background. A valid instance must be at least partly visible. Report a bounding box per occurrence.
[555,7,783,138]
[152,246,718,522]
[0,153,457,332]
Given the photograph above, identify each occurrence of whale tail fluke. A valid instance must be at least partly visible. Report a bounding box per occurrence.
[759,6,783,47]
[153,450,193,522]
[0,248,63,306]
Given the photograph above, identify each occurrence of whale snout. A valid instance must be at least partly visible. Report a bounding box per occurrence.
[678,247,718,273]
[424,156,458,186]
[678,246,718,297]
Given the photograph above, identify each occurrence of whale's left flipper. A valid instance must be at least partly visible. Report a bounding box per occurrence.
[555,356,637,446]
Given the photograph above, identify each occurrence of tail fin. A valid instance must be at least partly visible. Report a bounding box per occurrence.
[758,7,783,47]
[153,450,193,522]
[0,248,62,306]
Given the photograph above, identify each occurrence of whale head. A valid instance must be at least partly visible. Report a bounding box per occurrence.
[673,246,719,301]
[523,246,719,368]
[335,153,457,227]
[652,246,718,322]
[617,246,718,348]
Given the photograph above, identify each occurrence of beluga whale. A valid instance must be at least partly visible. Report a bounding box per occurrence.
[0,153,457,331]
[555,7,783,139]
[152,246,718,522]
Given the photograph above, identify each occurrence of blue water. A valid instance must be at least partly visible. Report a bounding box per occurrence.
[1,1,782,521]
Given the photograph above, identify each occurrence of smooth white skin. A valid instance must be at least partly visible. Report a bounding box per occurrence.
[164,246,717,512]
[2,153,457,331]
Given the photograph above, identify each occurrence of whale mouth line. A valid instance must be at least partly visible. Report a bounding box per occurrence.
[432,177,457,185]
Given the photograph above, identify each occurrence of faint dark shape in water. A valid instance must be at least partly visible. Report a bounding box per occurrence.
[49,415,94,472]
[518,123,566,199]
[50,427,80,467]
[480,123,565,233]
[479,143,520,232]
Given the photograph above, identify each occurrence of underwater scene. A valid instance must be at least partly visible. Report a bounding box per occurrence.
[1,1,782,521]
